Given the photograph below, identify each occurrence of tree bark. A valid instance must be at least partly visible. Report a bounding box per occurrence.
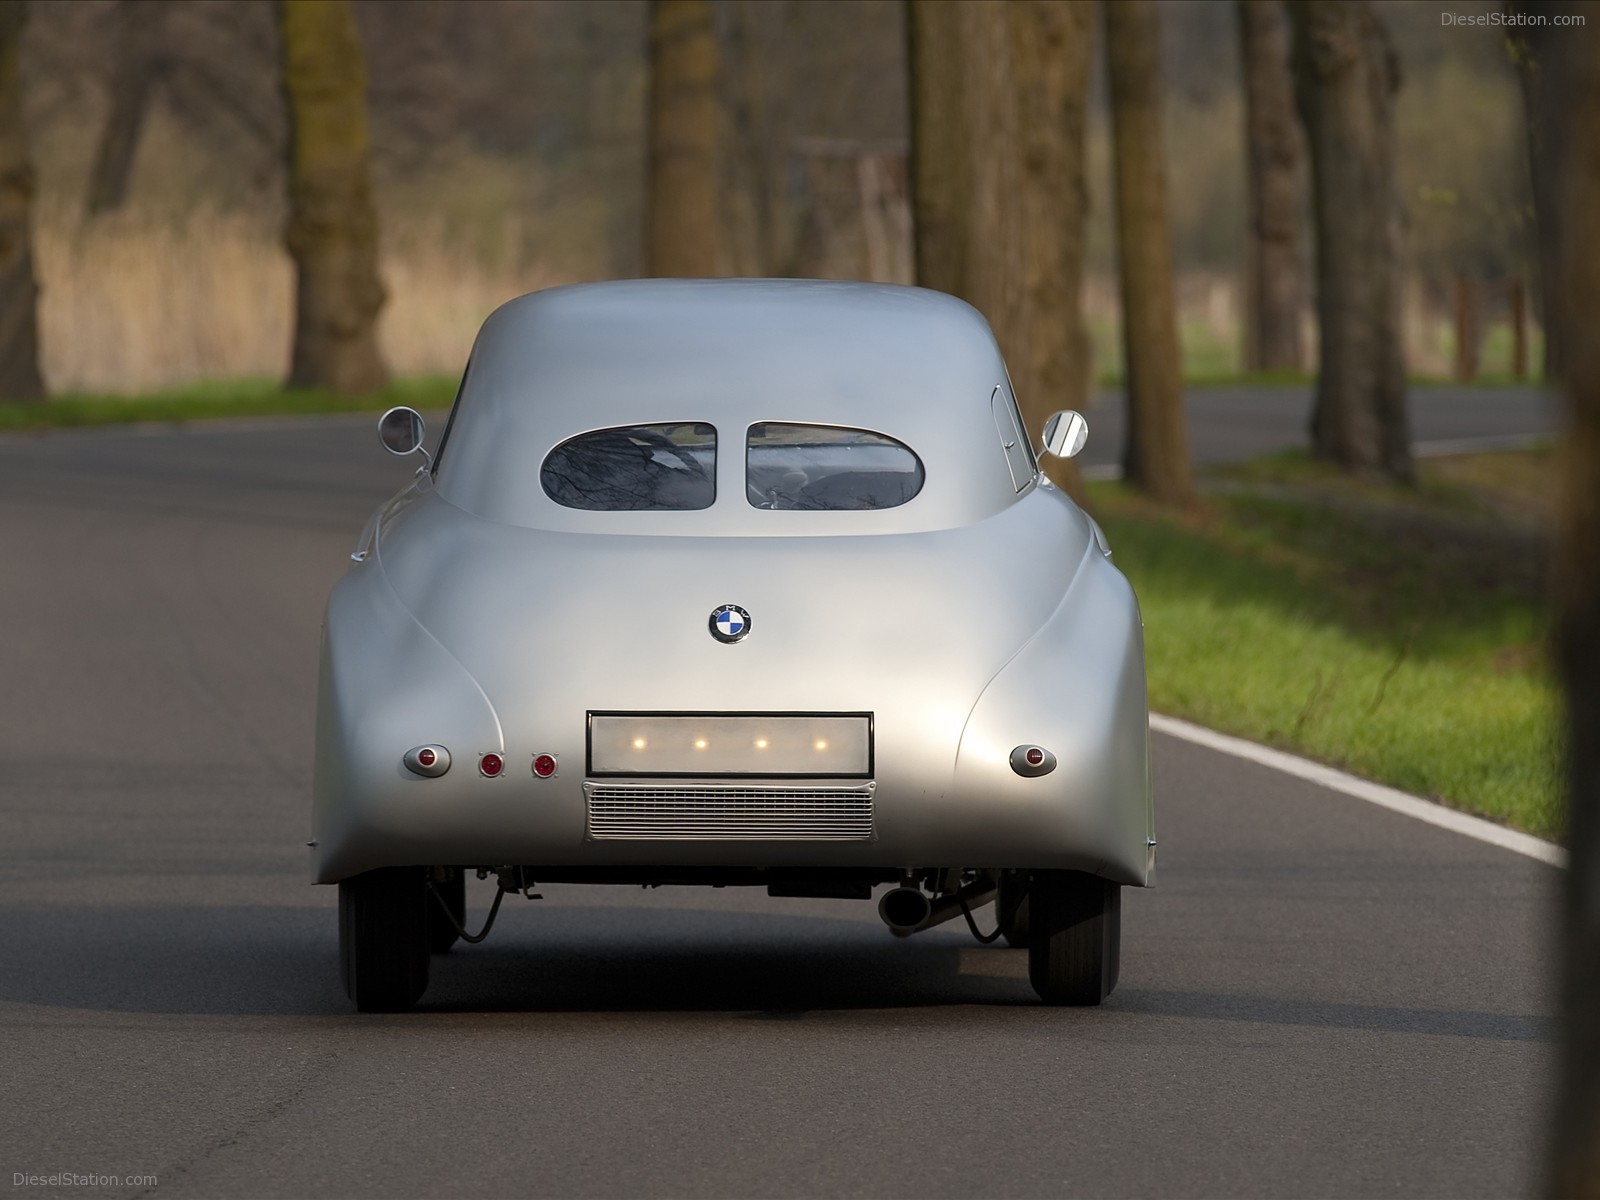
[908,0,1091,504]
[1509,10,1564,383]
[1105,0,1192,503]
[0,0,43,403]
[1453,273,1479,384]
[646,0,722,277]
[276,0,387,395]
[1510,275,1528,382]
[1289,0,1411,482]
[1237,0,1306,373]
[1537,9,1600,1194]
[83,0,173,219]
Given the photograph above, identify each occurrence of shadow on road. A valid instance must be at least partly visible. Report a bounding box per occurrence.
[0,902,1555,1042]
[0,902,1023,1017]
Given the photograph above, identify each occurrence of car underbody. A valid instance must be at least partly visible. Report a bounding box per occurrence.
[338,862,1123,1013]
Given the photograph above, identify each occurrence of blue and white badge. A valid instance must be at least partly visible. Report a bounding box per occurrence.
[709,604,752,644]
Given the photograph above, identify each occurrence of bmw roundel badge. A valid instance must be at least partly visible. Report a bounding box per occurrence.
[709,604,752,644]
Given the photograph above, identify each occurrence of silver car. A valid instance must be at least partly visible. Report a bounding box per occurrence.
[313,279,1154,1012]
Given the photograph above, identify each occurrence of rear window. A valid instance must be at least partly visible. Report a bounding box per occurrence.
[746,423,924,511]
[541,423,716,511]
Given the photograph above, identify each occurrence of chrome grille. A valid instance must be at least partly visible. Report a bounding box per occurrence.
[584,782,874,840]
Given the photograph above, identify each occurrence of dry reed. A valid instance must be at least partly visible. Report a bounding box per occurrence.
[30,205,1515,395]
[33,209,559,394]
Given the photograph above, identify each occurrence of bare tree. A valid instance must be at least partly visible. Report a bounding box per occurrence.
[0,0,43,403]
[1105,0,1191,503]
[1528,8,1600,1192]
[1509,10,1565,383]
[83,0,173,218]
[1289,0,1411,482]
[647,0,722,277]
[1237,0,1306,373]
[908,0,1092,504]
[276,0,387,394]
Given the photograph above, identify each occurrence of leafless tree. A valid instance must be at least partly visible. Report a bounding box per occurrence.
[0,0,43,402]
[1237,0,1306,373]
[277,0,388,394]
[647,0,723,277]
[908,0,1092,504]
[1524,8,1600,1193]
[1509,8,1565,383]
[1105,0,1192,503]
[1289,0,1411,482]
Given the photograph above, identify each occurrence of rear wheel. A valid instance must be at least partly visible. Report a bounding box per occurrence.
[996,870,1030,948]
[426,869,466,954]
[1027,870,1120,1005]
[339,867,430,1012]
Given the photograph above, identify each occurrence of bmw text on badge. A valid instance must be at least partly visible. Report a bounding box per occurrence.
[708,604,752,643]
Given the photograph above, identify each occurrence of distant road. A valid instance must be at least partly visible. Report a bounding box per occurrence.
[1078,382,1559,476]
[0,389,1559,1199]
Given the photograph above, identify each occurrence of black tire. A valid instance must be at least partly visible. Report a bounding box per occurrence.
[427,869,466,954]
[339,867,430,1012]
[1027,869,1120,1005]
[996,869,1031,948]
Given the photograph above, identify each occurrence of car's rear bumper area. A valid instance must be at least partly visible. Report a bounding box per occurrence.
[309,766,1151,886]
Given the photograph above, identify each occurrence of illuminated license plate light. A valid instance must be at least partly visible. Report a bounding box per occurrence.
[587,713,872,777]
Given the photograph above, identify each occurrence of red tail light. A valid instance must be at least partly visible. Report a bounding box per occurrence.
[532,754,557,778]
[479,752,504,777]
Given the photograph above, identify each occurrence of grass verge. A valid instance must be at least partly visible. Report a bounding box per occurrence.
[1090,449,1560,840]
[0,375,460,433]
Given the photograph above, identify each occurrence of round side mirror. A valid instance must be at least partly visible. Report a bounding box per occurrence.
[1042,410,1089,459]
[378,406,426,457]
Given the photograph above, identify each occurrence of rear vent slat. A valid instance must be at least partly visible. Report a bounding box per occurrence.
[584,783,874,841]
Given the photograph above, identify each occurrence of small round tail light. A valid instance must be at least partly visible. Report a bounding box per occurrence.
[1009,745,1057,777]
[532,754,557,778]
[479,752,504,778]
[403,745,451,777]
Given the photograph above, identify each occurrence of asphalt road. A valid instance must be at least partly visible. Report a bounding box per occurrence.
[1077,382,1559,475]
[0,389,1559,1199]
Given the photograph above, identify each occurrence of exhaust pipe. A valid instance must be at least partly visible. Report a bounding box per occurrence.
[878,876,999,938]
[878,886,933,933]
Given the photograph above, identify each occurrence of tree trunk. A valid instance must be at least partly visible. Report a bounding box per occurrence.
[83,0,173,219]
[1105,0,1192,503]
[908,0,1091,505]
[276,0,387,395]
[646,0,722,277]
[0,0,43,403]
[1237,0,1306,373]
[1537,8,1600,1194]
[1509,12,1564,383]
[1510,275,1528,382]
[1453,273,1478,384]
[1290,0,1411,482]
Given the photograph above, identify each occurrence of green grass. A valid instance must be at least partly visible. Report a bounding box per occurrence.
[1090,451,1561,840]
[0,374,460,433]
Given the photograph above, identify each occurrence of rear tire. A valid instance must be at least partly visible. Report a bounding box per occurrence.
[996,870,1030,948]
[426,869,466,954]
[340,867,430,1012]
[1027,870,1120,1005]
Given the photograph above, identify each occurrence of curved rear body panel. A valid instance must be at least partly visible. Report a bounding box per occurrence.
[311,281,1154,888]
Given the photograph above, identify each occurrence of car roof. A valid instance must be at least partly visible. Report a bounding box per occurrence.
[433,279,1036,535]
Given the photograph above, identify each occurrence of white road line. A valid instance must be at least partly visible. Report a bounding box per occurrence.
[1149,712,1566,868]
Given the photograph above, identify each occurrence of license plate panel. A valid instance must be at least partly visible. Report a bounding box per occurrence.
[587,712,873,778]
